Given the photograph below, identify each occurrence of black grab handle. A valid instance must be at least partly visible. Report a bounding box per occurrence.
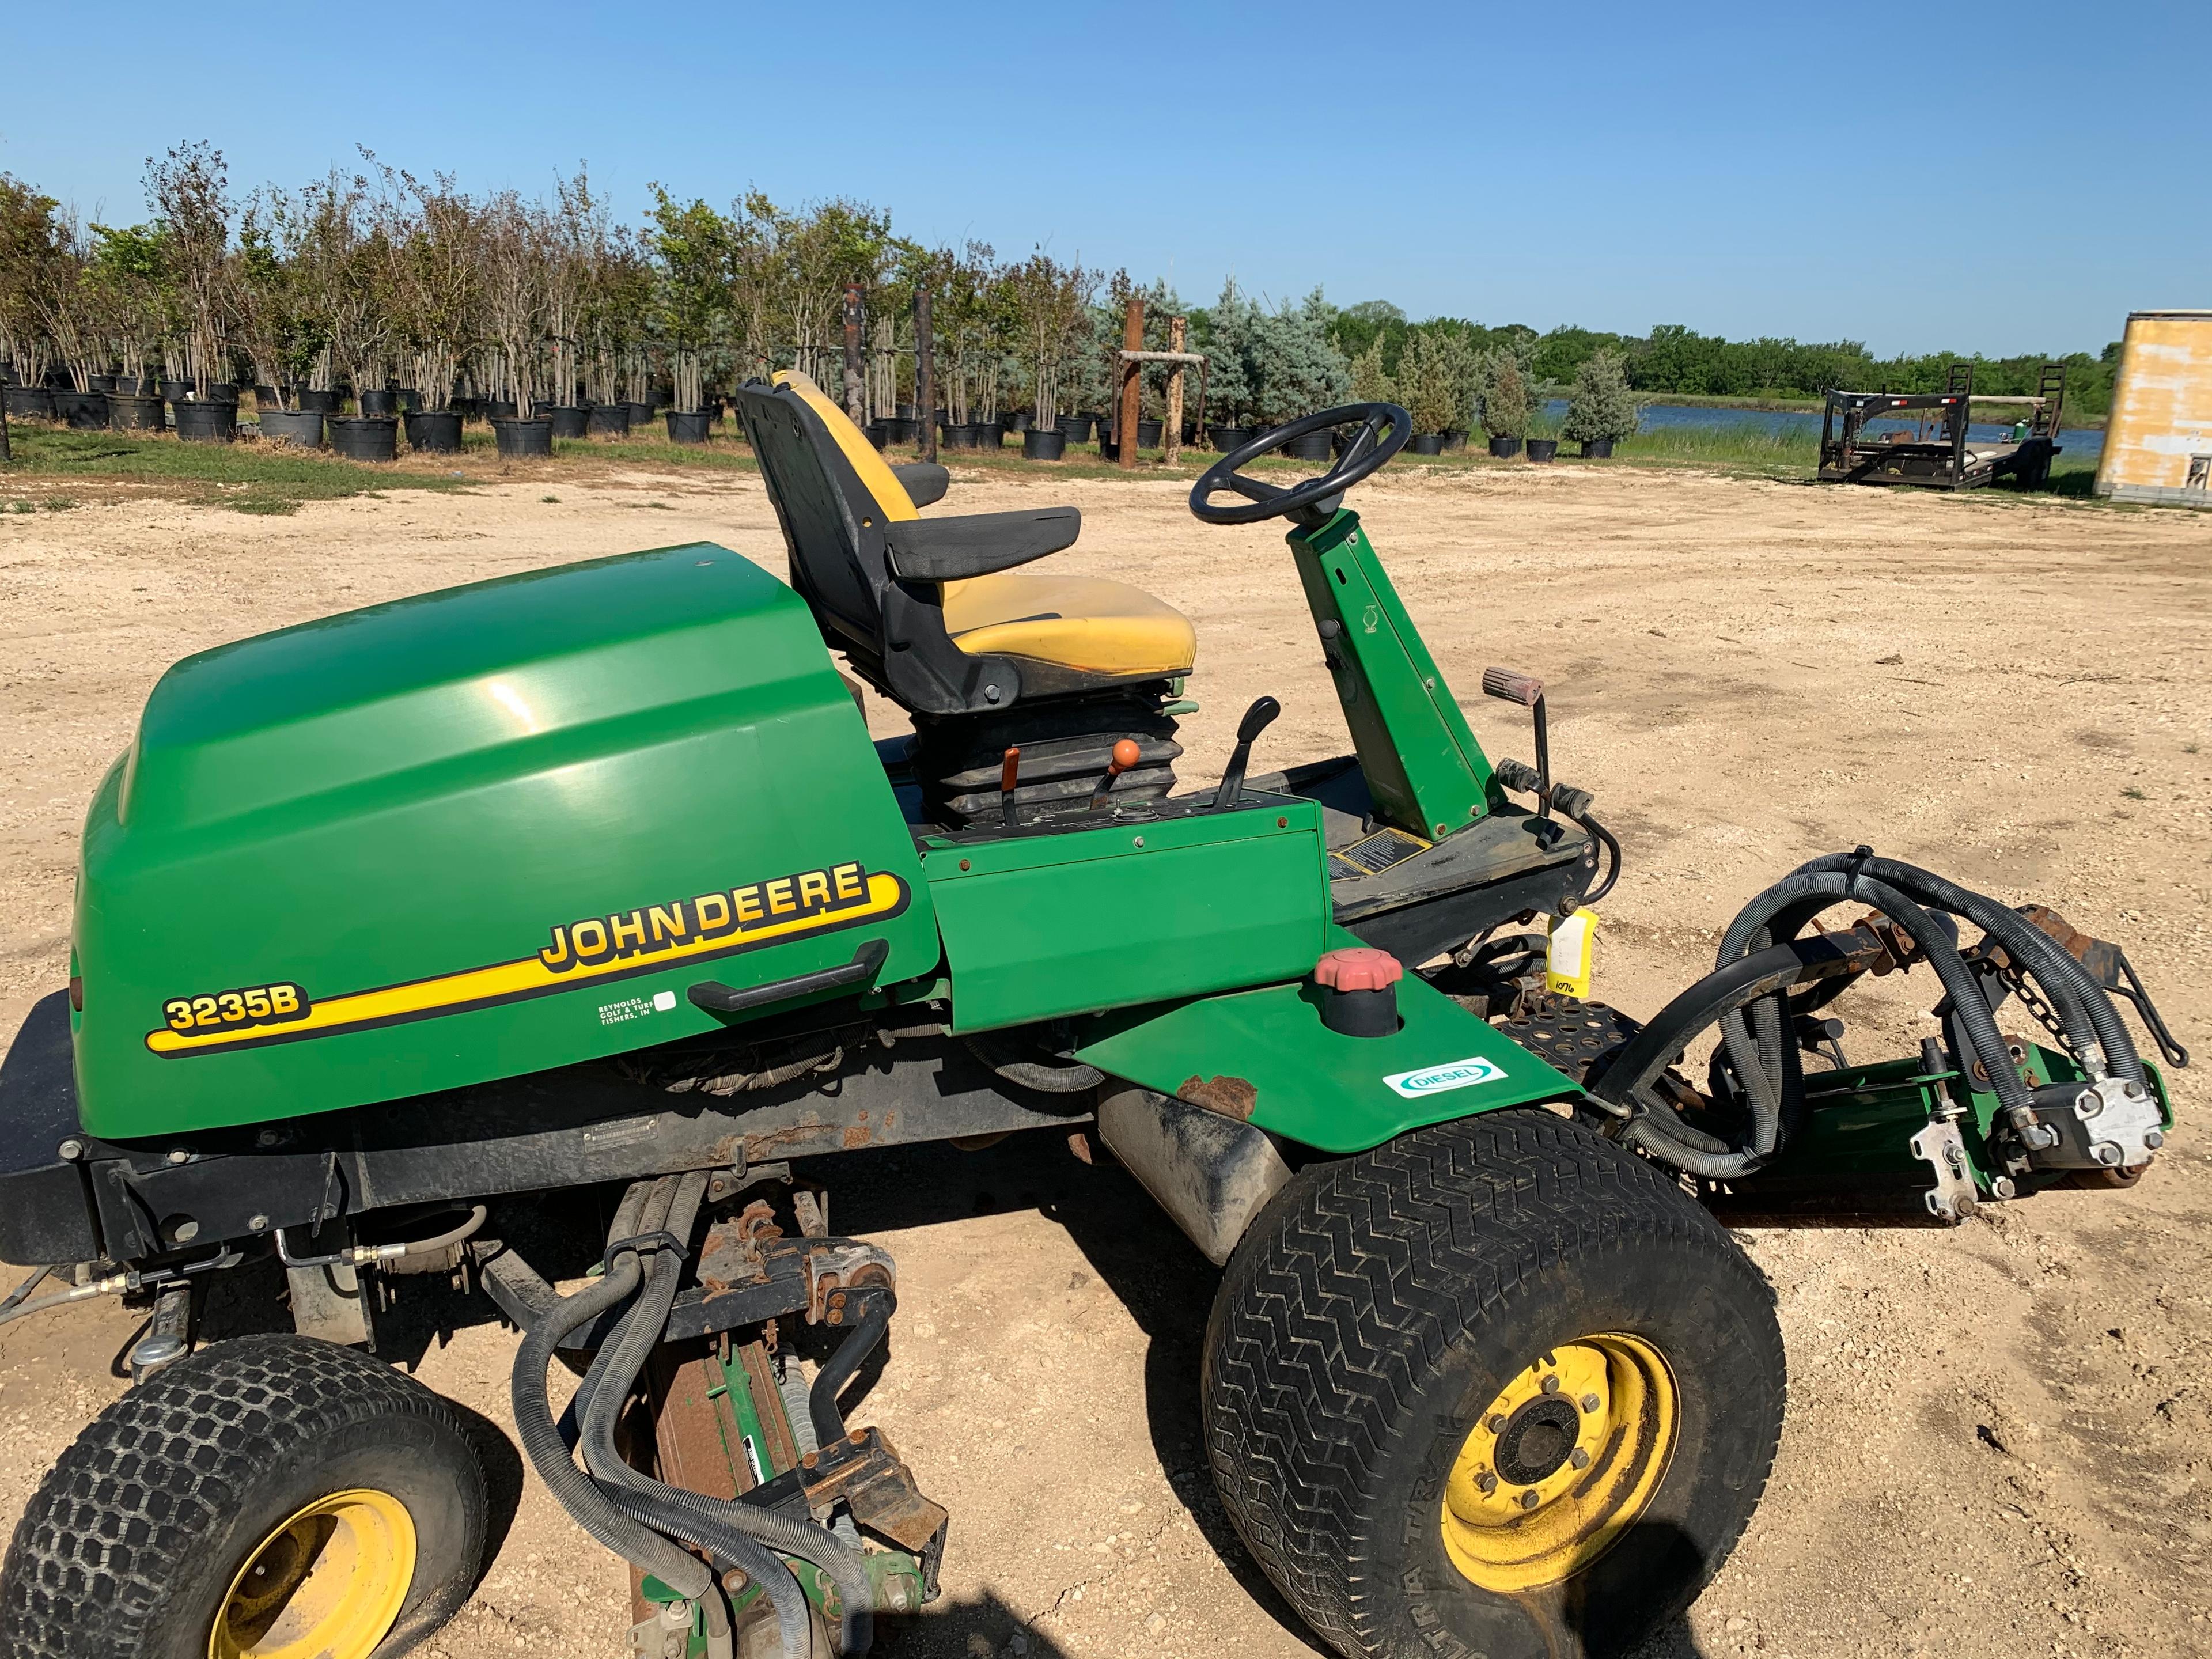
[688,937,890,1016]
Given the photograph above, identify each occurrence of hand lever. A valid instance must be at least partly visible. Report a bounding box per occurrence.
[1213,696,1282,810]
[999,746,1021,828]
[1481,666,1550,820]
[1088,738,1143,810]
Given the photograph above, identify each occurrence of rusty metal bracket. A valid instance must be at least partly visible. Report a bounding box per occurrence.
[805,1241,896,1327]
[800,1424,950,1557]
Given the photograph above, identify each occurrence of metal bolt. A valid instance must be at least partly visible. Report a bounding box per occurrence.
[1475,1472,1498,1494]
[721,1567,751,1594]
[1991,1177,2017,1199]
[885,1581,908,1611]
[1569,1448,1591,1470]
[2145,1130,2165,1150]
[255,1129,281,1149]
[172,1220,200,1244]
[2074,1090,2101,1119]
[1519,1490,1541,1510]
[1132,835,1145,849]
[248,1214,270,1233]
[1580,1393,1601,1412]
[1540,1374,1560,1395]
[1487,1415,1506,1433]
[56,1138,83,1161]
[2094,1142,2123,1165]
[2123,1080,2145,1100]
[166,1147,190,1165]
[983,684,1001,703]
[802,1452,817,1468]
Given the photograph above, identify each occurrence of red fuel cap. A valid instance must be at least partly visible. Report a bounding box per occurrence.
[1313,947,1404,993]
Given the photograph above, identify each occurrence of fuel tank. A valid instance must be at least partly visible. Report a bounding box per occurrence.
[71,543,937,1139]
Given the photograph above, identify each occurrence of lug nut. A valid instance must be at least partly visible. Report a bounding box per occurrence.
[56,1138,83,1161]
[1569,1448,1591,1470]
[1519,1490,1541,1510]
[1540,1375,1561,1395]
[1580,1393,1601,1412]
[1487,1415,1506,1433]
[1475,1472,1498,1494]
[1991,1177,2017,1199]
[2145,1131,2164,1150]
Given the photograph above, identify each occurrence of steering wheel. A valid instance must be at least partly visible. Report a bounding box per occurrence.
[1189,402,1411,526]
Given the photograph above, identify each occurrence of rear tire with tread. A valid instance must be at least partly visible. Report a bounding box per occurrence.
[1203,1109,1784,1659]
[1,1332,488,1659]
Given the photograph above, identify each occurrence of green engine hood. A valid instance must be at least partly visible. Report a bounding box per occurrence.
[73,543,936,1139]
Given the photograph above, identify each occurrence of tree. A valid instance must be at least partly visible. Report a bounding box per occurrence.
[1194,278,1256,425]
[1245,290,1350,426]
[378,167,480,415]
[1393,331,1460,434]
[1012,250,1094,429]
[0,174,63,390]
[645,187,730,414]
[1483,357,1532,440]
[233,191,309,407]
[1349,338,1395,405]
[1562,349,1639,445]
[146,142,232,396]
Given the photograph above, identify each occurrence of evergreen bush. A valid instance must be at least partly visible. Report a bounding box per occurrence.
[1562,349,1639,444]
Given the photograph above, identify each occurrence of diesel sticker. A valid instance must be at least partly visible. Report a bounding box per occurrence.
[146,861,907,1058]
[1384,1055,1508,1098]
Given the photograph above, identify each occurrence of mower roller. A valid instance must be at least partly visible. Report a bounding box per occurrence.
[0,379,2184,1659]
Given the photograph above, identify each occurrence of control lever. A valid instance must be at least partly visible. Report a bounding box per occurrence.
[1088,738,1144,810]
[1482,666,1550,819]
[1213,696,1282,810]
[999,746,1021,828]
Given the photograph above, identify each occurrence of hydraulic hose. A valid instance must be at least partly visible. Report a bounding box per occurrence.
[1794,853,2142,1085]
[1603,861,2041,1180]
[575,1172,877,1656]
[509,1180,716,1608]
[809,1295,893,1446]
[604,1485,787,1659]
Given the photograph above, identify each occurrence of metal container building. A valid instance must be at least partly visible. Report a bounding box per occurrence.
[2096,310,2212,507]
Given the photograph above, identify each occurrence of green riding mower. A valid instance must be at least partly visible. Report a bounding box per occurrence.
[0,374,2186,1659]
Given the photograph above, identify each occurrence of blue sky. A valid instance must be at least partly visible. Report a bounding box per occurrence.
[1,3,2198,357]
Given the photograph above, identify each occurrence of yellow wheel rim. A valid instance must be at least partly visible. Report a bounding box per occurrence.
[209,1487,416,1659]
[1440,1333,1677,1592]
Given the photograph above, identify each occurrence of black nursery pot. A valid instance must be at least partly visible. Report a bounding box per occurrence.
[404,410,463,453]
[974,419,1003,449]
[1280,429,1330,461]
[90,374,118,395]
[1487,434,1523,458]
[1525,438,1560,463]
[1055,414,1093,442]
[1009,411,1032,433]
[296,388,342,414]
[4,386,54,421]
[1440,429,1469,453]
[105,393,166,432]
[1135,418,1165,448]
[358,389,399,417]
[492,416,554,457]
[1407,433,1445,456]
[1210,425,1253,453]
[940,423,978,451]
[586,403,631,438]
[260,408,324,448]
[665,410,712,445]
[328,414,398,461]
[54,389,109,429]
[1022,427,1066,460]
[1580,437,1615,458]
[623,400,656,429]
[545,405,589,439]
[173,400,237,444]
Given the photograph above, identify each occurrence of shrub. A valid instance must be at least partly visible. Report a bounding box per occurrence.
[1483,357,1532,440]
[1562,349,1639,444]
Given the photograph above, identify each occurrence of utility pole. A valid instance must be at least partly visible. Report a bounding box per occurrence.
[914,285,936,464]
[842,283,865,426]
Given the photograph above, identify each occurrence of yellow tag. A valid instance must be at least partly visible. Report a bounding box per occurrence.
[1545,908,1600,998]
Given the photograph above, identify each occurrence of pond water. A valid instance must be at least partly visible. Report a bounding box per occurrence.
[1537,397,2106,463]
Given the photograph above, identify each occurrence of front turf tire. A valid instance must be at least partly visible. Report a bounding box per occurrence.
[1203,1109,1785,1659]
[1,1333,488,1659]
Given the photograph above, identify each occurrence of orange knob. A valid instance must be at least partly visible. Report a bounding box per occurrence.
[1109,738,1142,773]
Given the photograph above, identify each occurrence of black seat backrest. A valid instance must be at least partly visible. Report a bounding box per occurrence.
[735,374,1016,717]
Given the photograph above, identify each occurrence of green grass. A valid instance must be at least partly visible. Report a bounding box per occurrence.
[1604,422,1819,478]
[0,426,469,515]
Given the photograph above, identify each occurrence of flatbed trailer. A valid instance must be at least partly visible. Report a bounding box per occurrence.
[1819,362,2066,490]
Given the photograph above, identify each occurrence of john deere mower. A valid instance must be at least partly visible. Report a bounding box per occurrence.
[0,379,2184,1659]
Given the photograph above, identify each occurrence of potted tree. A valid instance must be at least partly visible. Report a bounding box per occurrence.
[33,219,111,430]
[149,142,236,440]
[234,190,320,446]
[91,221,171,430]
[1198,278,1257,452]
[382,167,476,454]
[1393,332,1454,455]
[0,174,60,423]
[1562,348,1638,458]
[304,173,397,461]
[482,191,551,456]
[1248,290,1350,460]
[1013,251,1093,460]
[539,171,598,439]
[584,221,646,437]
[1483,355,1531,459]
[646,187,728,446]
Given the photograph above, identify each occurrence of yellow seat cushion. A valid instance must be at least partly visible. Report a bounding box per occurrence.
[941,573,1198,679]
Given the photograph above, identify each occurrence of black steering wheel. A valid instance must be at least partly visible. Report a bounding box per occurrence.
[1189,402,1411,526]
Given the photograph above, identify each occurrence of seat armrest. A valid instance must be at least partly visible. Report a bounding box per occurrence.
[884,507,1081,581]
[891,462,949,507]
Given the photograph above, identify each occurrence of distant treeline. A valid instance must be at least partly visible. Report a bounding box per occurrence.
[1323,302,2119,416]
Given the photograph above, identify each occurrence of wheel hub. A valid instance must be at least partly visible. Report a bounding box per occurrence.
[1439,1334,1678,1593]
[210,1487,416,1659]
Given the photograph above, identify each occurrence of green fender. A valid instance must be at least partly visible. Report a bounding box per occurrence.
[1072,928,1580,1153]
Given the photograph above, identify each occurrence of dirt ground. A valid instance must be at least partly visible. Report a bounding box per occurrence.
[1,457,2206,1659]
